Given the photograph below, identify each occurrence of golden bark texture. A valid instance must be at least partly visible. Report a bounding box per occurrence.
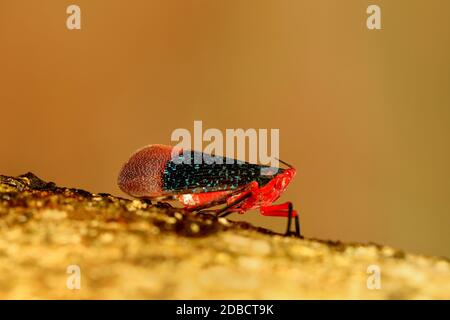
[0,173,448,299]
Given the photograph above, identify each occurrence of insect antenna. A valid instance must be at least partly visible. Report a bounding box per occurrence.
[275,158,294,169]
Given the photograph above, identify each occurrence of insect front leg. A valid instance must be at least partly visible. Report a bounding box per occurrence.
[260,202,302,238]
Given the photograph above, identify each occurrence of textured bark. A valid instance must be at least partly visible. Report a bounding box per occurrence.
[0,173,448,299]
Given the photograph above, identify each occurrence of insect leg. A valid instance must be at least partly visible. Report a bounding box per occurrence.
[140,195,178,207]
[295,212,301,238]
[189,182,258,213]
[197,183,258,217]
[216,192,253,217]
[195,192,251,218]
[197,192,252,218]
[216,181,261,217]
[286,202,293,236]
[288,203,302,238]
[185,183,253,212]
[156,201,175,209]
[260,202,302,238]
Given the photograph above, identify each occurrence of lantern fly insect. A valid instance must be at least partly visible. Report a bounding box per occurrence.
[118,144,301,237]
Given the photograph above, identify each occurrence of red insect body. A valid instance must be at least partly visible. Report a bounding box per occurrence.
[118,144,300,236]
[173,159,297,218]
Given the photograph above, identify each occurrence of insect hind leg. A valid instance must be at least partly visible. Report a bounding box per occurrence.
[260,202,302,238]
[198,191,252,218]
[196,182,258,217]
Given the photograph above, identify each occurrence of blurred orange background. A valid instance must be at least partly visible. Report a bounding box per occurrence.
[1,0,449,257]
